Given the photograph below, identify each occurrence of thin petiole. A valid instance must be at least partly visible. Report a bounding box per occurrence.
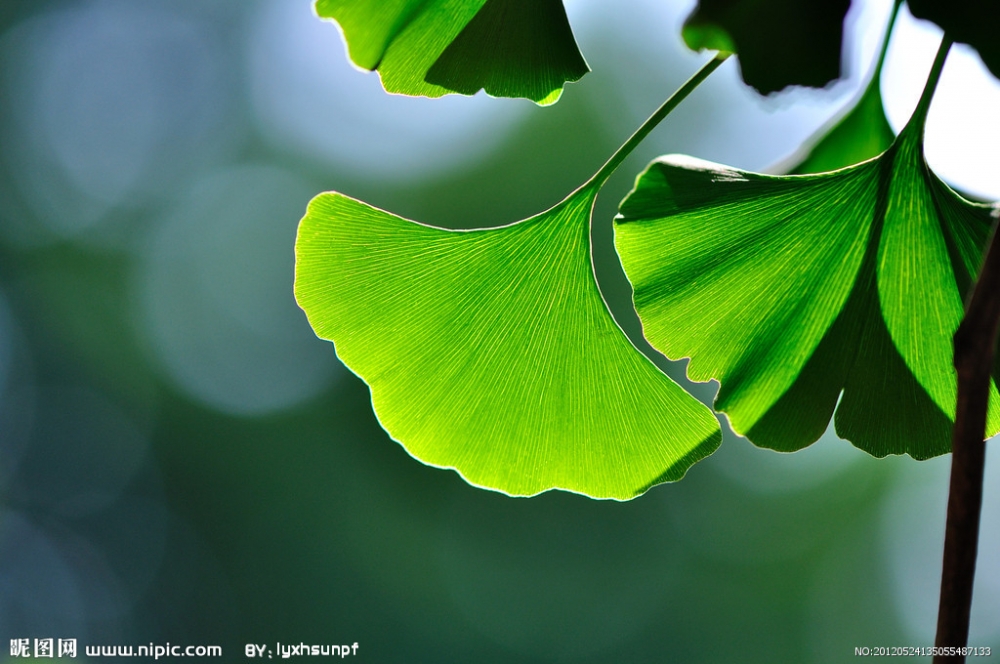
[590,52,729,188]
[906,36,953,136]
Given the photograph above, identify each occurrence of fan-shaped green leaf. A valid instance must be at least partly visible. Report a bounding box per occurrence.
[724,1,947,456]
[314,0,589,105]
[615,110,1000,459]
[295,183,721,499]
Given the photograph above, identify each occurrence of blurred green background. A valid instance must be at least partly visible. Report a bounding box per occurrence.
[1,0,998,661]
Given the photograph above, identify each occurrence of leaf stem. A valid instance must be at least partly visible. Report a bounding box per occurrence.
[590,53,729,187]
[934,209,1000,662]
[907,36,952,135]
[871,0,902,83]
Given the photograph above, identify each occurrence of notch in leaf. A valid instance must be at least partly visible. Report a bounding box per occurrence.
[315,0,589,105]
[295,58,728,499]
[615,38,1000,459]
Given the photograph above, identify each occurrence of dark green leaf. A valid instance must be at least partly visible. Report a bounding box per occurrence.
[615,121,1000,458]
[682,0,850,94]
[314,0,589,105]
[907,0,999,81]
[617,35,997,458]
[295,184,721,499]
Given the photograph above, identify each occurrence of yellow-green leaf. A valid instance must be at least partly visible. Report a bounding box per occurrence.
[295,184,721,499]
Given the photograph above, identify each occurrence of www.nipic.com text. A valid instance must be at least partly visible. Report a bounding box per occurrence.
[9,639,222,659]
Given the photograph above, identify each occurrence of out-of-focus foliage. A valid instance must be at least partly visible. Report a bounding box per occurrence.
[682,0,851,94]
[314,0,589,104]
[683,0,999,93]
[907,0,999,80]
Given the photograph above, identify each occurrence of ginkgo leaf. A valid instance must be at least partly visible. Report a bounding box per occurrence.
[615,45,1000,458]
[294,55,726,499]
[735,2,942,455]
[314,0,589,105]
[682,0,850,94]
[295,184,720,499]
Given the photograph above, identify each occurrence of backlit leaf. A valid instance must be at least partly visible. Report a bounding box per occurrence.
[742,0,931,454]
[295,183,721,499]
[615,107,1000,458]
[314,0,589,105]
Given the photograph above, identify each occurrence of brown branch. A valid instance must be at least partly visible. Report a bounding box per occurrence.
[934,208,1000,663]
